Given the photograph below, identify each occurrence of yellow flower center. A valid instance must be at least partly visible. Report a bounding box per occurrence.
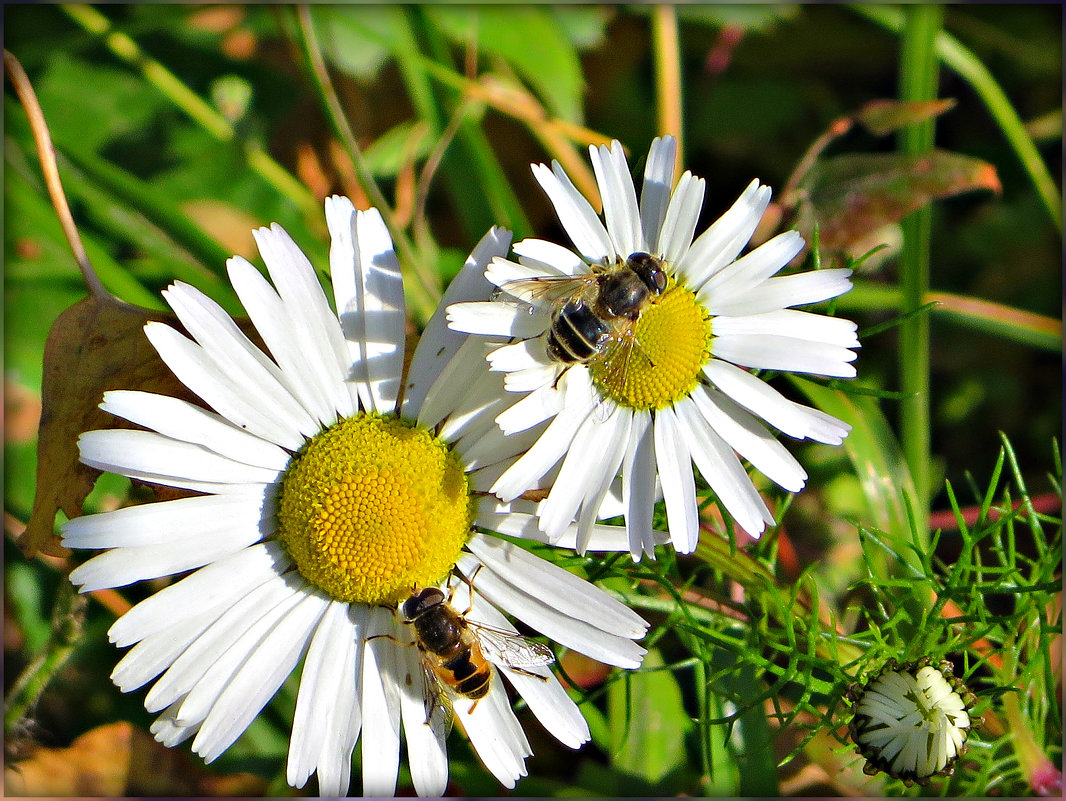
[589,282,712,410]
[276,413,472,605]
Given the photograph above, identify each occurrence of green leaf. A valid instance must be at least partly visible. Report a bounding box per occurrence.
[793,149,1002,254]
[309,5,400,81]
[607,649,692,788]
[362,121,432,178]
[708,651,779,796]
[792,378,926,582]
[427,5,586,121]
[33,52,165,153]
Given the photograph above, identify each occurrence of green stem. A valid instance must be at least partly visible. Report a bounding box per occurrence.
[898,5,942,537]
[852,4,1062,233]
[61,4,318,221]
[3,581,87,733]
[836,281,1062,353]
[293,6,438,326]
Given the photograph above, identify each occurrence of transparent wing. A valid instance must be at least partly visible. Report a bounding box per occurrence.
[498,274,599,307]
[592,324,657,423]
[468,622,555,669]
[416,655,455,735]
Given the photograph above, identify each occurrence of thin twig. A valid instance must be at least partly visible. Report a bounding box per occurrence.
[4,49,107,299]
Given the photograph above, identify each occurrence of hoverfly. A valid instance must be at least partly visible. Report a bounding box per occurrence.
[401,585,554,723]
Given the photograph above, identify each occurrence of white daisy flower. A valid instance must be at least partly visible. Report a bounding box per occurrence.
[447,136,859,559]
[847,658,977,785]
[61,197,649,796]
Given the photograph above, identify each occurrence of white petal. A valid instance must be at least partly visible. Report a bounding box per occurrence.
[106,541,288,646]
[325,196,371,411]
[464,536,648,639]
[511,238,586,276]
[62,491,270,549]
[446,300,549,338]
[192,585,328,763]
[490,376,596,502]
[639,136,678,251]
[78,429,281,486]
[226,257,337,427]
[532,161,613,263]
[674,396,773,538]
[416,335,492,431]
[457,550,646,669]
[403,226,512,417]
[503,363,560,393]
[680,180,772,287]
[143,573,300,715]
[161,282,318,440]
[657,172,705,267]
[494,381,565,435]
[143,321,308,450]
[538,412,621,542]
[475,508,643,552]
[67,516,270,592]
[690,386,807,492]
[621,410,658,560]
[488,339,548,373]
[573,411,633,553]
[465,596,589,750]
[453,672,529,789]
[150,705,198,747]
[99,390,291,471]
[457,418,543,473]
[360,608,402,796]
[354,209,407,413]
[702,359,850,443]
[711,309,859,348]
[397,634,449,797]
[111,604,227,693]
[697,230,805,306]
[590,141,641,257]
[440,373,513,454]
[288,600,364,794]
[711,332,858,377]
[652,406,700,554]
[253,223,355,420]
[706,268,854,317]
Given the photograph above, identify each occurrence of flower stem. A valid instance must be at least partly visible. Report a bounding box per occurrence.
[651,5,683,178]
[898,4,942,537]
[3,581,87,733]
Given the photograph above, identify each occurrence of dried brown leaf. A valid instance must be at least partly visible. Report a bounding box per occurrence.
[854,98,958,137]
[3,721,269,796]
[19,295,192,559]
[791,149,1001,256]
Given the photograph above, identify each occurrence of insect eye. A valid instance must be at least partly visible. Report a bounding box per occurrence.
[627,252,667,294]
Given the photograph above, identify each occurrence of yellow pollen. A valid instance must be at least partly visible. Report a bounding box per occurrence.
[276,414,472,605]
[589,282,711,410]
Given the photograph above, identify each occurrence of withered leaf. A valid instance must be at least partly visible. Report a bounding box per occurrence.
[3,721,268,796]
[20,294,193,559]
[854,98,958,137]
[791,149,1001,256]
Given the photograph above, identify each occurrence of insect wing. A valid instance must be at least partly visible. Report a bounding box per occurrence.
[470,622,555,670]
[416,656,455,734]
[498,274,598,307]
